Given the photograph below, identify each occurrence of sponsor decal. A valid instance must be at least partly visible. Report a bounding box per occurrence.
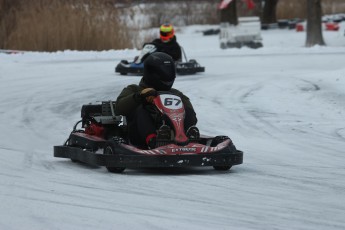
[171,147,196,153]
[157,149,167,155]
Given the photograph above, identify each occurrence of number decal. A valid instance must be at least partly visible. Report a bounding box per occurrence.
[160,95,183,109]
[164,98,181,106]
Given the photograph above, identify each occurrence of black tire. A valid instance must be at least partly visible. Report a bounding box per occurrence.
[211,136,232,171]
[103,139,126,173]
[210,135,230,147]
[227,42,241,49]
[249,42,263,49]
[246,41,256,49]
[213,165,232,171]
[220,42,227,49]
[66,138,81,163]
[255,42,263,48]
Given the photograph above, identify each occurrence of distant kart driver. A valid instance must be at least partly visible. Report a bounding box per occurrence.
[149,24,182,62]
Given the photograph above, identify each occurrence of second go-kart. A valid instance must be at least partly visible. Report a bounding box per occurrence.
[115,43,205,76]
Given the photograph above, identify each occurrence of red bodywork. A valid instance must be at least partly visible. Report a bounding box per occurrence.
[78,93,232,156]
[123,139,231,156]
[85,123,104,138]
[153,93,189,144]
[54,93,244,169]
[325,22,339,31]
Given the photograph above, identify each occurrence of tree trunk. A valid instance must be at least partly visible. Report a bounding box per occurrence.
[306,0,325,47]
[0,0,21,49]
[262,0,279,24]
[220,0,238,25]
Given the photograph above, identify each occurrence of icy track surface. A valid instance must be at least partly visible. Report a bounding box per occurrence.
[1,25,345,230]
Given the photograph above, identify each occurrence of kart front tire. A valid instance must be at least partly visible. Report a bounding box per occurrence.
[211,136,233,171]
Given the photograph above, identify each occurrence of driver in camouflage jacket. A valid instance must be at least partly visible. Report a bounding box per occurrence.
[115,52,197,149]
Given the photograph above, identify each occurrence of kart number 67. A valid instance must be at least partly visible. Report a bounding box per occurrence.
[160,95,183,110]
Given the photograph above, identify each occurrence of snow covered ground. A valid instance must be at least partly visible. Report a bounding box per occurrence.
[1,23,345,230]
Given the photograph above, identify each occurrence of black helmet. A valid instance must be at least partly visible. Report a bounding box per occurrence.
[143,52,176,91]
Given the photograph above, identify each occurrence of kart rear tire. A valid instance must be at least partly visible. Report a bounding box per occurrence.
[213,165,232,171]
[67,140,81,163]
[103,139,126,173]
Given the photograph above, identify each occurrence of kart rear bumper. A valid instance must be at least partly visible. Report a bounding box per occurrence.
[54,145,243,168]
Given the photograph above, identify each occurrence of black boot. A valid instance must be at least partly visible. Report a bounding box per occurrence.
[156,125,172,147]
[186,126,200,141]
[147,136,157,149]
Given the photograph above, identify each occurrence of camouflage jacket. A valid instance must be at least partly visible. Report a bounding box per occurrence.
[115,78,197,125]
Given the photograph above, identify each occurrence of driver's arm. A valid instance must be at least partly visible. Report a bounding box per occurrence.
[115,85,142,116]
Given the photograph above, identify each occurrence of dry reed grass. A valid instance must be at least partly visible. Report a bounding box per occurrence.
[277,0,345,19]
[1,0,131,51]
[0,0,221,51]
[1,0,345,51]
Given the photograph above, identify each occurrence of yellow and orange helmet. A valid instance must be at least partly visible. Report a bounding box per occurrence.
[160,24,175,42]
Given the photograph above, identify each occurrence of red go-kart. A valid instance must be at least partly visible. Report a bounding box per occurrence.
[54,92,243,173]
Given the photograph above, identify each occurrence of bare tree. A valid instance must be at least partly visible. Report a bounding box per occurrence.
[0,0,21,49]
[262,0,279,24]
[306,0,325,47]
[220,0,238,25]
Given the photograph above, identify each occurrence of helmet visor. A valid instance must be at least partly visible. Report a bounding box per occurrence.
[161,79,175,87]
[150,72,175,91]
[160,28,174,42]
[160,31,173,37]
